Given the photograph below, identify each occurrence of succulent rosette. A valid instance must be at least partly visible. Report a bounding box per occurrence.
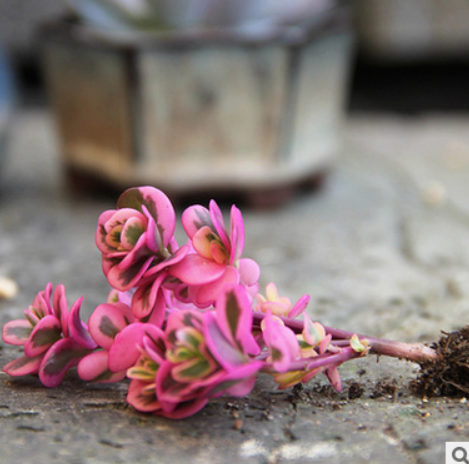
[96,186,188,292]
[126,327,210,419]
[2,283,97,387]
[126,285,263,419]
[169,200,260,307]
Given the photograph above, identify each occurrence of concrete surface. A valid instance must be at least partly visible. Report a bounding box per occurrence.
[2,109,469,463]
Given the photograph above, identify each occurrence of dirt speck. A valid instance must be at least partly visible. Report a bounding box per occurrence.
[370,380,398,401]
[348,382,365,400]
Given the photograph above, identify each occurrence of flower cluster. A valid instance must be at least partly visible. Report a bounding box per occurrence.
[2,186,369,419]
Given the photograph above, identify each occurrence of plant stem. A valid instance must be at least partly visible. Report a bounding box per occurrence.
[252,312,439,364]
[266,346,362,374]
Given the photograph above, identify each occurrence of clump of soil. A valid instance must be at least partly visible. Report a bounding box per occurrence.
[348,382,365,400]
[369,380,398,401]
[413,326,469,397]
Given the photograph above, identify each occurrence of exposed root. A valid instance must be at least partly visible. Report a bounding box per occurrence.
[412,326,469,397]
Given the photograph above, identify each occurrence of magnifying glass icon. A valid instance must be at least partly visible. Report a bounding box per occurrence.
[453,447,469,464]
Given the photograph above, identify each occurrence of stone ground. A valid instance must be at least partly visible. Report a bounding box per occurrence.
[2,109,469,463]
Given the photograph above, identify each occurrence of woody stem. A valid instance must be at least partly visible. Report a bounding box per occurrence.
[252,312,439,364]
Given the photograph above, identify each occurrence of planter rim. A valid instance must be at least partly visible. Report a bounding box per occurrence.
[40,6,350,50]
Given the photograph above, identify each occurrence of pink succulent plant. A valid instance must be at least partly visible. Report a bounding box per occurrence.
[3,185,439,420]
[2,283,96,387]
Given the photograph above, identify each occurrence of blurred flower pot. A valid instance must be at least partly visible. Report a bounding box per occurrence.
[40,4,353,205]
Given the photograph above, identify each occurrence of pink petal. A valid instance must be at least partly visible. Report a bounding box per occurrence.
[165,310,203,338]
[158,396,209,419]
[102,253,123,278]
[302,313,326,347]
[88,302,134,349]
[288,294,310,319]
[117,186,176,247]
[107,289,120,303]
[210,241,229,265]
[24,315,62,358]
[169,253,226,286]
[325,366,342,392]
[107,289,133,306]
[121,216,146,250]
[170,367,223,393]
[301,368,320,384]
[53,284,69,338]
[262,301,289,316]
[2,319,32,346]
[146,294,167,327]
[171,357,213,383]
[156,361,207,413]
[209,361,263,398]
[104,208,147,233]
[106,253,154,292]
[229,205,245,264]
[142,327,167,365]
[77,350,126,383]
[191,266,239,308]
[131,272,167,320]
[209,200,230,250]
[23,308,40,326]
[238,258,261,287]
[96,210,117,252]
[127,379,160,413]
[143,245,189,280]
[68,297,98,349]
[2,354,43,377]
[100,208,147,255]
[181,205,211,239]
[319,334,332,355]
[143,209,161,253]
[170,283,193,307]
[192,226,216,260]
[41,282,54,316]
[216,285,259,356]
[263,313,299,373]
[107,322,148,372]
[105,224,123,249]
[39,338,91,387]
[155,361,186,405]
[115,227,153,262]
[32,290,51,319]
[203,312,247,371]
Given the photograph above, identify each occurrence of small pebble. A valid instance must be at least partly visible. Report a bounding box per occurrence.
[421,180,447,207]
[0,276,19,300]
[233,419,243,431]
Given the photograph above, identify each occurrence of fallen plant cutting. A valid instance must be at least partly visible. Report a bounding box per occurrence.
[2,186,467,418]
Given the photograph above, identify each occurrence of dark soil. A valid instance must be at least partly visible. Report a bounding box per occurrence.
[412,326,469,397]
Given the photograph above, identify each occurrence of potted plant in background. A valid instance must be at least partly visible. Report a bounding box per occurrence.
[41,0,353,206]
